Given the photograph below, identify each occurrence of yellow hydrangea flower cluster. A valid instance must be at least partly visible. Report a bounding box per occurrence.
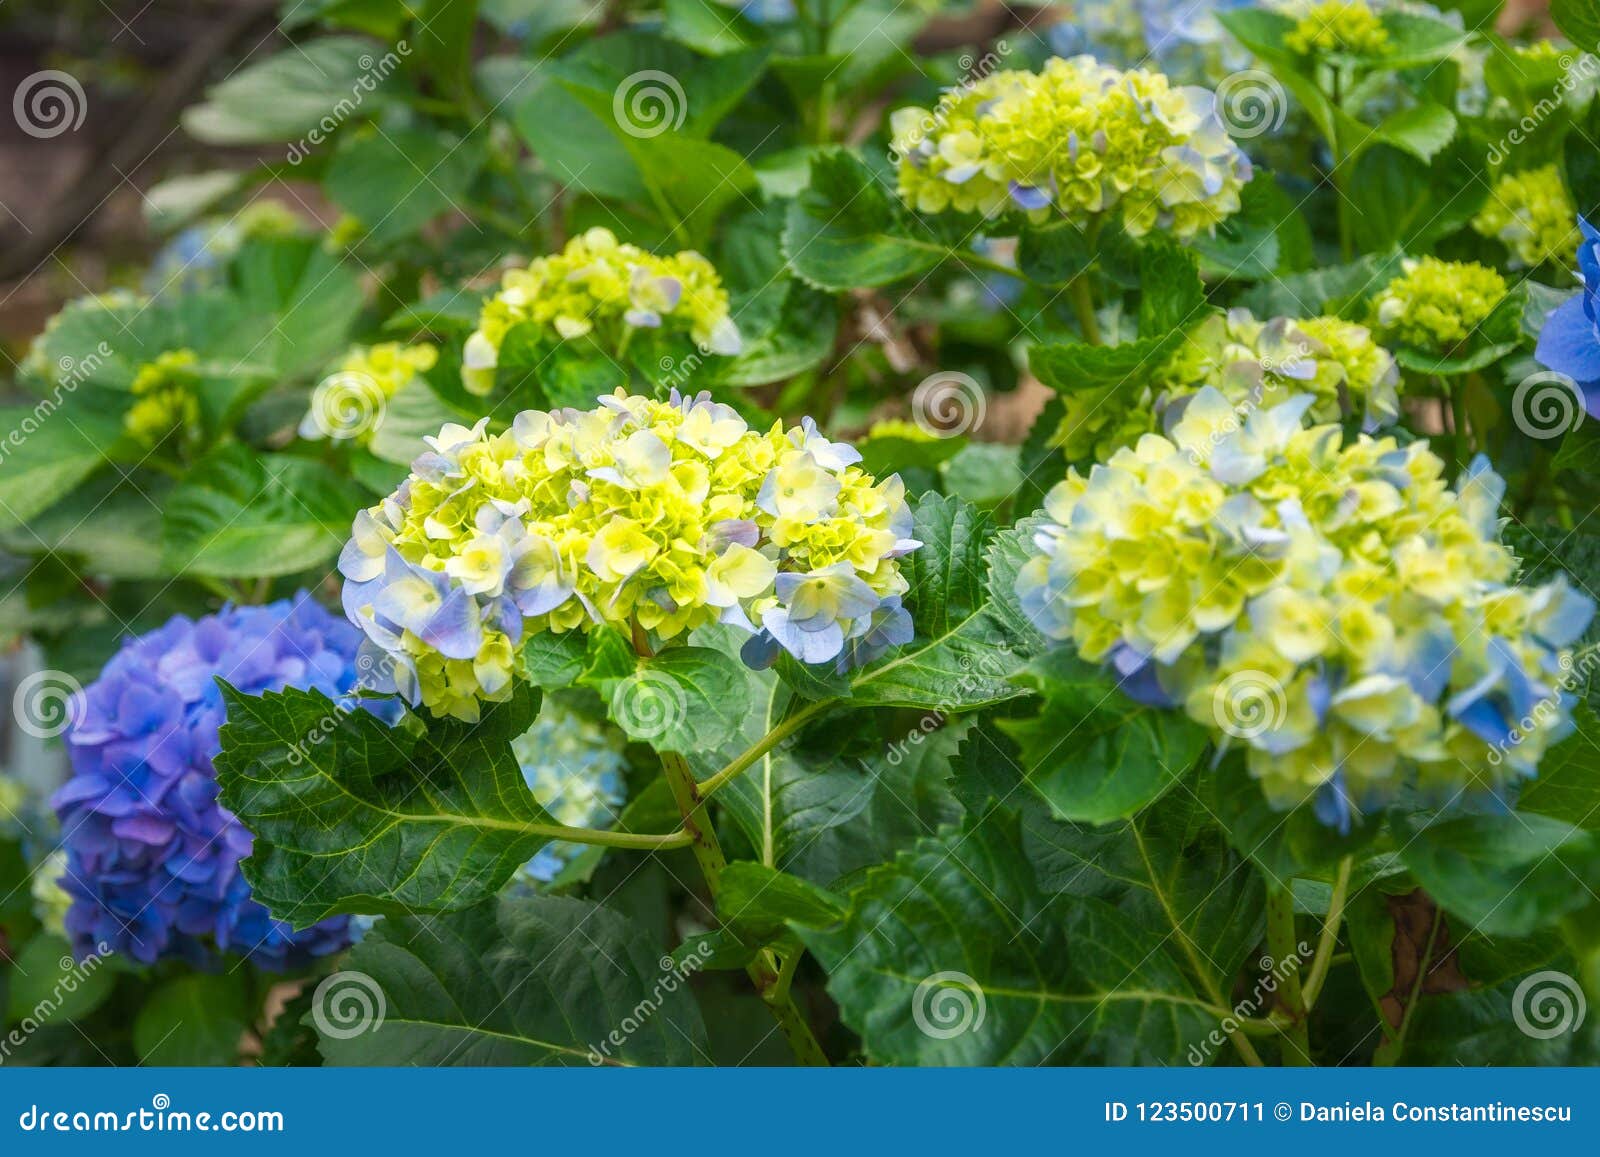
[340,391,919,721]
[124,349,201,447]
[1051,308,1400,462]
[1283,0,1390,56]
[299,342,439,444]
[461,229,742,396]
[1372,257,1508,350]
[1473,164,1580,269]
[889,55,1253,240]
[1019,389,1593,824]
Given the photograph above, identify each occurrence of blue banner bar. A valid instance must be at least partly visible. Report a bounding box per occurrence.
[0,1068,1592,1154]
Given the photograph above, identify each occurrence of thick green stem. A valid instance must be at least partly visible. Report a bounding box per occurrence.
[1301,856,1352,1011]
[657,750,830,1065]
[1266,884,1313,1065]
[1068,277,1101,346]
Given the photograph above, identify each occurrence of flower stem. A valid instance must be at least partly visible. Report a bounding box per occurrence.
[1301,856,1352,1011]
[1374,906,1442,1066]
[657,749,830,1065]
[697,697,838,800]
[1266,883,1313,1065]
[1068,276,1101,346]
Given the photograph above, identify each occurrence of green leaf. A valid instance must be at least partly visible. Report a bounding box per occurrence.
[717,281,838,387]
[324,126,484,243]
[1400,811,1600,937]
[519,631,590,690]
[1238,249,1406,318]
[1353,103,1458,165]
[215,683,559,923]
[1203,753,1379,884]
[845,504,1043,711]
[1028,334,1183,395]
[1137,237,1207,337]
[6,935,116,1025]
[134,974,248,1065]
[783,150,941,291]
[1378,11,1469,68]
[664,0,761,54]
[184,37,398,145]
[1556,0,1600,55]
[602,646,753,753]
[1002,650,1210,825]
[1192,172,1312,281]
[799,812,1215,1064]
[163,445,368,578]
[1518,711,1600,830]
[318,894,709,1065]
[718,862,846,941]
[0,400,122,531]
[369,378,471,466]
[4,475,167,579]
[1015,220,1093,286]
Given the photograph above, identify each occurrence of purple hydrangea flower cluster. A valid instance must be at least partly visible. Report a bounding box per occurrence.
[51,595,383,970]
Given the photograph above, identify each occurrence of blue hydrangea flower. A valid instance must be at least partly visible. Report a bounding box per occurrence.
[1534,216,1600,417]
[51,595,388,969]
[511,703,627,885]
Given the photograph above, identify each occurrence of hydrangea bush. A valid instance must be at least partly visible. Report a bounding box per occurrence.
[5,0,1600,1070]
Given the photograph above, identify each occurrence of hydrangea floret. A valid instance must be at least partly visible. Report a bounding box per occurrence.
[124,348,202,447]
[1283,0,1390,56]
[339,391,919,721]
[461,229,742,396]
[299,341,439,443]
[1018,388,1593,827]
[1371,257,1508,350]
[1473,165,1580,269]
[1534,215,1600,417]
[511,702,628,884]
[889,55,1253,240]
[1052,308,1400,462]
[50,596,387,967]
